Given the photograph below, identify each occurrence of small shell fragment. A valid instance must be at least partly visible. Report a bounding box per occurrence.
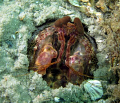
[54,97,60,102]
[68,0,80,7]
[18,12,26,21]
[84,80,103,101]
[54,97,65,102]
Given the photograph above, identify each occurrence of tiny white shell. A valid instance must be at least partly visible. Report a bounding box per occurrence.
[12,35,16,39]
[54,97,60,102]
[84,80,103,101]
[54,97,65,102]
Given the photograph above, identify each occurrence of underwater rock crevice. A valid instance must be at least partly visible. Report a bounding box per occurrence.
[27,17,98,89]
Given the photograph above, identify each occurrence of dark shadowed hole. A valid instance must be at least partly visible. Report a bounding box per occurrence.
[82,23,88,32]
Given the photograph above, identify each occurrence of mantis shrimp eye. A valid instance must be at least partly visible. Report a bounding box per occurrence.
[74,17,84,35]
[54,16,71,27]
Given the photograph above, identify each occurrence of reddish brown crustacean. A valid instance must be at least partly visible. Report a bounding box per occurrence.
[28,16,97,87]
[34,43,57,75]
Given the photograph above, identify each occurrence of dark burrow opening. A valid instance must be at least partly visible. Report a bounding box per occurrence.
[27,18,98,89]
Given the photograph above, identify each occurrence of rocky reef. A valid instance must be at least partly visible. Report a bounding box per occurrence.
[0,0,120,102]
